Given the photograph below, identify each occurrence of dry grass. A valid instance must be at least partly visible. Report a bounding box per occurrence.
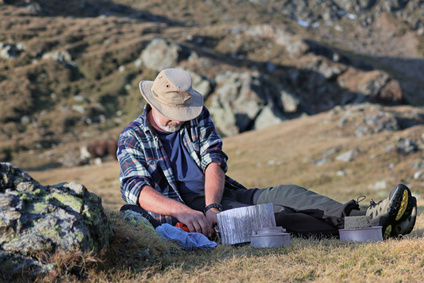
[27,106,424,282]
[144,235,424,282]
[2,0,423,280]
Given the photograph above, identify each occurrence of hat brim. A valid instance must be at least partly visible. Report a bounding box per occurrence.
[139,80,204,122]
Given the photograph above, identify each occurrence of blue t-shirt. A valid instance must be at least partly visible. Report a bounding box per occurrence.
[156,130,205,198]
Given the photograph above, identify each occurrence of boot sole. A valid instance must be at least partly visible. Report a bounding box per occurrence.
[395,189,409,221]
[391,196,417,237]
[381,184,411,239]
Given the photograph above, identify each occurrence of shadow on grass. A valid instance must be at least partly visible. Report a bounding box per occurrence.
[9,0,184,26]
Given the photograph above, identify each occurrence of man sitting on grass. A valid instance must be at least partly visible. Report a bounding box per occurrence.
[117,68,417,239]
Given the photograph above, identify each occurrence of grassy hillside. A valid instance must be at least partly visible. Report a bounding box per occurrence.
[1,0,424,170]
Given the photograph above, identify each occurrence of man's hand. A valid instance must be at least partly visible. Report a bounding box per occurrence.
[205,207,220,228]
[175,208,212,237]
[138,185,213,236]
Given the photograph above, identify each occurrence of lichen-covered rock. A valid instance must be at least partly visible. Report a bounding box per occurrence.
[0,162,114,278]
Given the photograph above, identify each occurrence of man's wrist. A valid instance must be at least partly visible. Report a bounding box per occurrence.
[204,203,223,214]
[206,207,220,215]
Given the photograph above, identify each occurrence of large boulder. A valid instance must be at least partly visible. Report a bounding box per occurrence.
[209,71,288,136]
[140,38,181,71]
[0,163,114,278]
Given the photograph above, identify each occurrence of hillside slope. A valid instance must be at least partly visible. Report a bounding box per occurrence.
[1,0,424,170]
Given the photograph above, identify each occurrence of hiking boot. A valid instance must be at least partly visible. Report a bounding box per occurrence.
[391,196,417,237]
[366,184,411,239]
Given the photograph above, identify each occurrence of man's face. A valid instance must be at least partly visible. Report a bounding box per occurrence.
[152,109,183,133]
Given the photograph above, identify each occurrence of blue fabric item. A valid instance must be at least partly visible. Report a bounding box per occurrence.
[156,130,205,199]
[156,223,217,250]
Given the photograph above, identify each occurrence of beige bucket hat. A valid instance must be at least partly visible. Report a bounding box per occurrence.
[139,68,204,121]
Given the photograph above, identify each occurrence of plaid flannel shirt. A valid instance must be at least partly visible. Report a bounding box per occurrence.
[118,104,240,224]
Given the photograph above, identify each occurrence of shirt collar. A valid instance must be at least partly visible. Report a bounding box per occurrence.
[141,104,156,135]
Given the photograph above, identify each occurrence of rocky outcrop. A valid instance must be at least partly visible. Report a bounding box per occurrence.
[140,38,182,71]
[0,163,114,278]
[209,71,288,136]
[330,104,424,137]
[248,0,424,33]
[131,33,407,136]
[42,50,77,68]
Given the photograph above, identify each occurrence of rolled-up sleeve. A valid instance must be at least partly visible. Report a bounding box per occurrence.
[197,108,228,172]
[118,130,152,205]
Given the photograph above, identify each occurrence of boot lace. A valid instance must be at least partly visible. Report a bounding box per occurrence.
[368,199,383,208]
[356,195,366,205]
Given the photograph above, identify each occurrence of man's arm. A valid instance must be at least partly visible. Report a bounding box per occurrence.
[204,162,226,227]
[138,185,212,236]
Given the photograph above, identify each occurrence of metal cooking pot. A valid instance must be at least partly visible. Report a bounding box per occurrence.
[250,226,290,248]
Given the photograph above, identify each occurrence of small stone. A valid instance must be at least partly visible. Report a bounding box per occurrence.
[336,149,359,162]
[344,215,371,229]
[315,158,329,166]
[414,171,424,180]
[336,170,347,176]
